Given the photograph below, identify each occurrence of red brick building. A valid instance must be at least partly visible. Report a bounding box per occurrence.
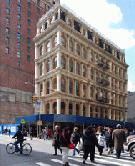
[0,0,56,124]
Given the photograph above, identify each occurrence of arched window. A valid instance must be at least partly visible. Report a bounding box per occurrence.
[76,43,81,56]
[69,39,74,52]
[69,59,74,72]
[52,35,57,48]
[39,63,42,76]
[46,80,50,94]
[39,45,43,56]
[76,104,80,115]
[83,65,87,77]
[52,78,57,90]
[83,84,87,97]
[76,62,81,75]
[75,80,80,96]
[46,41,51,52]
[46,103,50,114]
[61,56,66,69]
[69,103,73,115]
[61,33,67,48]
[53,102,57,114]
[61,102,65,114]
[46,59,51,72]
[69,79,73,94]
[83,48,87,59]
[61,77,66,92]
[52,56,57,69]
[40,83,43,96]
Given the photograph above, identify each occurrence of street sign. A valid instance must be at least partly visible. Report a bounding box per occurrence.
[34,100,42,109]
[20,119,26,124]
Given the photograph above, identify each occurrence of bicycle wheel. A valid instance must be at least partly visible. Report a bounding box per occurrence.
[22,143,32,155]
[6,143,15,154]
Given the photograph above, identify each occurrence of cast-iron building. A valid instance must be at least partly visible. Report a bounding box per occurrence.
[34,3,128,123]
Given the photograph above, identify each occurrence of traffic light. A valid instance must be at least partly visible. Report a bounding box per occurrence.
[32,96,38,102]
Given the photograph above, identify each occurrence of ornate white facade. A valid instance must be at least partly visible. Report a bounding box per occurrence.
[33,4,128,122]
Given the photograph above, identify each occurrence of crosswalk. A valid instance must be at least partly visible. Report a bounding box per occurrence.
[36,152,135,166]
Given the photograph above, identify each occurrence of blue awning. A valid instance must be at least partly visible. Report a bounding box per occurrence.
[15,114,135,129]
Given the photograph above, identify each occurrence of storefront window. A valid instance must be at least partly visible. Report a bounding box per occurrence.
[69,103,73,115]
[46,103,50,114]
[61,102,65,114]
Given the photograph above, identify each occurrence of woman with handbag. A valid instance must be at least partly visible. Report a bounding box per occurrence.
[60,127,71,166]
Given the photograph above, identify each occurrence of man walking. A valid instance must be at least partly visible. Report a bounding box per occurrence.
[112,124,126,159]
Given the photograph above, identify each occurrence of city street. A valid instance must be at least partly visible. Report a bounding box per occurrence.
[0,135,135,166]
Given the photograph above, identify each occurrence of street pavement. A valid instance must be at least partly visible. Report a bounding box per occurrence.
[0,135,135,166]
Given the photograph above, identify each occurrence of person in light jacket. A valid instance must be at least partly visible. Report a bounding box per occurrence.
[112,124,126,159]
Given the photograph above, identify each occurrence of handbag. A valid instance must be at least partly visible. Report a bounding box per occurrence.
[68,143,75,149]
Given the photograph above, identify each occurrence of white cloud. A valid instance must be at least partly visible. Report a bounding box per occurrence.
[128,80,135,92]
[60,0,135,49]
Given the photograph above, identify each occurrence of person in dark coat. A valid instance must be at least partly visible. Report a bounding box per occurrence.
[12,126,24,154]
[112,124,126,159]
[82,126,98,164]
[105,128,114,154]
[60,127,71,166]
[52,125,62,155]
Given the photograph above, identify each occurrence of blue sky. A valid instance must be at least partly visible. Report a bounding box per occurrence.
[108,0,135,91]
[61,0,135,91]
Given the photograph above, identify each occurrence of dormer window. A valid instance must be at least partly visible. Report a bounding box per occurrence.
[74,20,80,32]
[108,45,112,54]
[99,38,104,48]
[87,30,93,40]
[117,52,120,60]
[105,44,112,54]
[60,10,66,22]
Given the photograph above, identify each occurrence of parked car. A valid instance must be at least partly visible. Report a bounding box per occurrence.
[127,135,135,159]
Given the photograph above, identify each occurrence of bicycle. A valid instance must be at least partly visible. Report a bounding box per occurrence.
[6,139,32,155]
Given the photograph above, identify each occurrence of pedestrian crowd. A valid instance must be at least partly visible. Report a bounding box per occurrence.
[51,124,132,166]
